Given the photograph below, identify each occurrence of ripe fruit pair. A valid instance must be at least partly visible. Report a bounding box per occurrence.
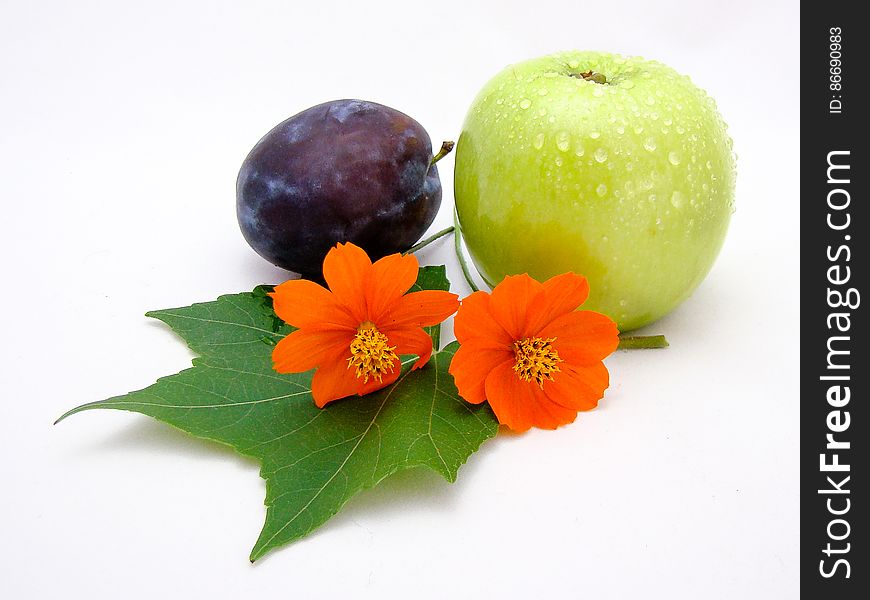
[237,51,735,331]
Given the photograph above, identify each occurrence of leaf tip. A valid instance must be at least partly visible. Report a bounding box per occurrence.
[53,409,75,425]
[249,547,264,563]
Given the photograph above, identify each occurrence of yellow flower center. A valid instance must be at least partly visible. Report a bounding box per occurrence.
[512,336,563,388]
[347,323,399,383]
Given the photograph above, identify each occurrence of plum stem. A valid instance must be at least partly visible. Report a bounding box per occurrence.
[617,334,669,350]
[405,226,455,255]
[431,141,455,166]
[453,208,480,292]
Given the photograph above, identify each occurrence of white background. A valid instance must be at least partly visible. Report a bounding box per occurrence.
[1,1,799,597]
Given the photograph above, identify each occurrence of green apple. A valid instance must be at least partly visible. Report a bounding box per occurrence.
[454,51,735,331]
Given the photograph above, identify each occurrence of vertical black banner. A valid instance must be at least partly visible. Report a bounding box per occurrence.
[803,3,866,597]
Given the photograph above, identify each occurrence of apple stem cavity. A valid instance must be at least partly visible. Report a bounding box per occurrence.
[617,334,669,350]
[572,70,607,84]
[453,208,480,292]
[431,140,455,166]
[404,226,455,255]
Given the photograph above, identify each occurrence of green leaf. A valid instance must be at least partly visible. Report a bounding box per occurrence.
[57,266,499,561]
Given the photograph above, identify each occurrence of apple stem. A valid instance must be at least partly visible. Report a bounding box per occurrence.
[431,141,455,166]
[453,208,480,292]
[617,334,669,350]
[572,70,607,84]
[405,226,455,255]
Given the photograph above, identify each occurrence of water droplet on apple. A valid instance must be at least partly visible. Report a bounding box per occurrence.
[533,133,545,149]
[705,160,713,170]
[668,151,681,165]
[589,131,601,139]
[670,191,685,208]
[664,118,673,126]
[555,156,564,166]
[676,125,686,134]
[574,143,585,157]
[556,131,571,152]
[619,299,628,307]
[643,138,657,152]
[645,96,656,106]
[495,98,504,105]
[568,59,580,69]
[634,125,644,134]
[616,126,625,135]
[537,107,548,116]
[593,87,604,98]
[594,148,608,163]
[538,88,549,96]
[648,194,657,202]
[596,183,607,197]
[519,99,531,109]
[622,80,635,89]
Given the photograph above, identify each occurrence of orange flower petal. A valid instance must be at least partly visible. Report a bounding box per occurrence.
[354,364,402,397]
[525,272,591,333]
[448,342,514,404]
[310,352,360,408]
[483,360,577,431]
[543,362,610,411]
[531,393,579,430]
[453,291,513,346]
[541,310,619,364]
[379,289,459,330]
[483,360,534,431]
[309,350,401,408]
[269,279,357,330]
[488,274,544,339]
[322,242,372,321]
[366,252,420,322]
[272,328,354,373]
[383,326,434,370]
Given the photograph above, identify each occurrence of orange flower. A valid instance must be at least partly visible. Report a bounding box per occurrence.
[269,242,459,408]
[448,273,619,432]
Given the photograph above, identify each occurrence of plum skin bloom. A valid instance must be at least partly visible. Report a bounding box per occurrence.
[448,273,619,432]
[269,242,459,408]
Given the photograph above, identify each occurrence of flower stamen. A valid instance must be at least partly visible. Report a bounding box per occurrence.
[512,336,563,388]
[347,323,399,383]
